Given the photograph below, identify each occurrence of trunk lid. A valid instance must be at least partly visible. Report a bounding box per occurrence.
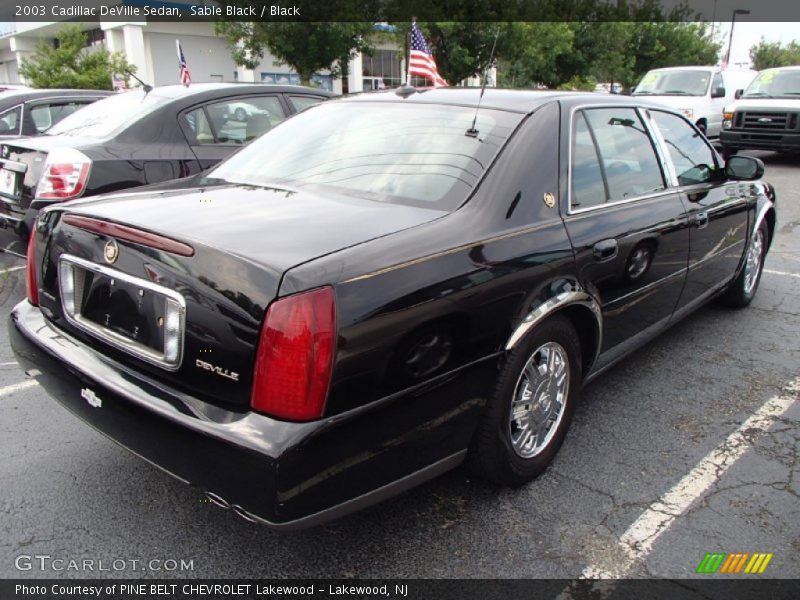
[38,184,446,409]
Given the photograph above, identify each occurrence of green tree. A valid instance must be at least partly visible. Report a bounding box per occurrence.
[629,22,720,87]
[19,25,135,90]
[496,22,575,88]
[750,39,800,70]
[215,22,373,85]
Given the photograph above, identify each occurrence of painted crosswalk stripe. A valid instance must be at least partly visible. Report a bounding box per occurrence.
[0,380,38,397]
[576,377,799,580]
[0,265,25,274]
[764,269,800,279]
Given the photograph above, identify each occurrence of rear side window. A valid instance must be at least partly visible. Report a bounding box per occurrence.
[183,97,287,145]
[29,101,91,133]
[650,110,718,186]
[571,112,606,209]
[289,95,325,112]
[571,107,665,209]
[0,105,21,135]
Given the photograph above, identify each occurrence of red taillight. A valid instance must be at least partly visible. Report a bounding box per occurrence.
[35,148,92,200]
[251,287,336,421]
[26,230,39,306]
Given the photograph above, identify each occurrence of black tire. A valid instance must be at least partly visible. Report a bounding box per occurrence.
[719,221,768,308]
[469,315,582,486]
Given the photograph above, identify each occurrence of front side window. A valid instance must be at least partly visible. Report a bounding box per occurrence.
[203,102,521,209]
[650,110,718,186]
[0,105,21,135]
[583,108,665,202]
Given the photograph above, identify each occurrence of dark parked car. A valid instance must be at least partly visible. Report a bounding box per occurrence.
[11,90,775,529]
[0,88,110,139]
[0,83,334,237]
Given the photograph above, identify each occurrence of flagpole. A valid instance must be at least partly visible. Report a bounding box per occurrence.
[406,19,414,86]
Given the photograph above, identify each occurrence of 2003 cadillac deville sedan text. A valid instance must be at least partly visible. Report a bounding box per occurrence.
[10,89,775,528]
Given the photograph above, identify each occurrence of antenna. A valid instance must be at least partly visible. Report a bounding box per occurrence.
[125,70,153,93]
[466,29,499,138]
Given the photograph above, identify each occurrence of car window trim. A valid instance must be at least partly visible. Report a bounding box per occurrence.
[0,103,23,136]
[565,103,672,216]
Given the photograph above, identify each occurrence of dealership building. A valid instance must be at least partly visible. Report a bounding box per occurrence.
[0,20,408,93]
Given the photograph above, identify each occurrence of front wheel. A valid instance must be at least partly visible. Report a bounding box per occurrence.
[720,222,768,308]
[469,315,582,486]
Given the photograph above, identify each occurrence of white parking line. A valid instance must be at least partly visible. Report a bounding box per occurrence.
[0,379,38,398]
[764,269,800,280]
[0,265,25,274]
[579,377,800,579]
[0,361,18,366]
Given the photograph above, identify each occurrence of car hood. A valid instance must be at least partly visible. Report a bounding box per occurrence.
[632,95,707,110]
[724,97,800,112]
[61,183,449,273]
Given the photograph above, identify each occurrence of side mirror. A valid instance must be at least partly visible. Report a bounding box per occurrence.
[725,155,764,181]
[711,86,726,99]
[734,89,743,99]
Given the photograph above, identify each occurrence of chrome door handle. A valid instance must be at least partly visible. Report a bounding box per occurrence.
[693,212,709,229]
[593,239,618,262]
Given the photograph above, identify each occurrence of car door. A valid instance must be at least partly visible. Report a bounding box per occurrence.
[562,105,690,360]
[180,95,289,169]
[648,109,750,309]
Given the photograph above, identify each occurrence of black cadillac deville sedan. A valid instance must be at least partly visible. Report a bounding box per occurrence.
[10,89,776,529]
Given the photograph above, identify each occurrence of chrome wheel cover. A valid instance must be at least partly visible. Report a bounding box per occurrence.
[743,228,765,295]
[627,246,651,280]
[508,341,570,459]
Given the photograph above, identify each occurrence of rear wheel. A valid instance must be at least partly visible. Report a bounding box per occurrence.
[469,315,581,486]
[720,221,768,308]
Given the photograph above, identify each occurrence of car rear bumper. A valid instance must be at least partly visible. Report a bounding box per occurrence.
[9,301,471,529]
[720,130,800,152]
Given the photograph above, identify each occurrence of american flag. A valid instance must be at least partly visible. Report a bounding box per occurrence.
[408,22,447,87]
[176,40,191,87]
[111,73,127,92]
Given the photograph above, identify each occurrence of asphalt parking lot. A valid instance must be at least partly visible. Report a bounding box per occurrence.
[0,151,798,580]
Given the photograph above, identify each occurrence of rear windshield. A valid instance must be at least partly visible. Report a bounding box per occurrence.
[203,101,522,210]
[743,68,800,99]
[633,70,712,96]
[46,90,173,138]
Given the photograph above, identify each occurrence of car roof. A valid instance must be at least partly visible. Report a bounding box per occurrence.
[339,88,669,115]
[124,83,337,102]
[0,88,111,102]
